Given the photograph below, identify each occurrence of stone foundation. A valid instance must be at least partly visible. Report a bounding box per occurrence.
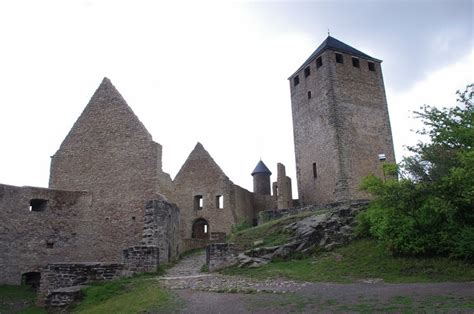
[123,245,159,274]
[206,243,238,272]
[38,262,124,307]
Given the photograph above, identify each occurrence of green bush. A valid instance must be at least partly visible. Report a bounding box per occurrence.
[358,84,474,260]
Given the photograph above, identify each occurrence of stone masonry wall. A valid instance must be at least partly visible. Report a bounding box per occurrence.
[290,49,339,205]
[122,246,159,274]
[206,243,238,272]
[48,78,175,263]
[140,200,180,263]
[38,263,123,306]
[0,184,91,285]
[331,51,396,200]
[290,48,395,205]
[174,143,255,241]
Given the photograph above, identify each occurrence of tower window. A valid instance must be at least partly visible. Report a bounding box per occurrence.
[304,66,311,77]
[307,91,312,99]
[368,62,375,72]
[352,57,360,68]
[216,195,223,209]
[316,57,323,69]
[335,53,343,64]
[312,162,317,179]
[29,199,48,212]
[293,75,299,86]
[193,195,203,210]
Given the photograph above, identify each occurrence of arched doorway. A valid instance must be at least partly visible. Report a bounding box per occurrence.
[192,218,209,239]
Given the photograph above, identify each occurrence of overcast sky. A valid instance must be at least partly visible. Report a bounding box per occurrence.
[0,0,472,196]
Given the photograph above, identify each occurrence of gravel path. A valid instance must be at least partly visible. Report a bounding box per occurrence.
[159,250,474,313]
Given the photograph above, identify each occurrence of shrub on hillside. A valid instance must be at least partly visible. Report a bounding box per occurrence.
[357,84,474,260]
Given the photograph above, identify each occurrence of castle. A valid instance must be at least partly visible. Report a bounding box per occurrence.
[0,36,395,287]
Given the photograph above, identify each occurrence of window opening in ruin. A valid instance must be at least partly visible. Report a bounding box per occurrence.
[46,239,54,249]
[316,56,323,68]
[293,75,299,86]
[368,62,375,71]
[29,199,48,212]
[352,57,360,68]
[194,195,203,210]
[216,195,223,209]
[275,185,279,196]
[304,66,311,77]
[307,91,312,99]
[132,216,136,221]
[21,272,41,289]
[313,162,318,179]
[192,218,209,239]
[335,53,344,64]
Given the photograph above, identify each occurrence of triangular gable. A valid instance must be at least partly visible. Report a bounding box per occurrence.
[57,77,152,152]
[174,142,229,183]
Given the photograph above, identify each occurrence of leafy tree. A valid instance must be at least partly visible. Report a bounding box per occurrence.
[358,84,474,260]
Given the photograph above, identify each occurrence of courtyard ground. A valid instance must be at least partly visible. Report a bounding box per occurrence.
[159,250,474,313]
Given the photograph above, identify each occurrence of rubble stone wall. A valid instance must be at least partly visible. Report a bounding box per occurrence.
[206,243,238,272]
[0,184,91,285]
[140,200,180,263]
[38,262,124,306]
[122,246,159,274]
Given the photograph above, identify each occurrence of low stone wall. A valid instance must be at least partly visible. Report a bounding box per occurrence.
[122,246,159,275]
[206,243,238,272]
[182,238,208,252]
[38,262,124,307]
[210,232,226,242]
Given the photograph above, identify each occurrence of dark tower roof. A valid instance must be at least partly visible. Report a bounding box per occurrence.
[289,36,382,78]
[251,160,272,176]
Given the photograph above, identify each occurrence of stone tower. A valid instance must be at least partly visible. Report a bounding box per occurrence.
[251,160,272,195]
[289,36,395,205]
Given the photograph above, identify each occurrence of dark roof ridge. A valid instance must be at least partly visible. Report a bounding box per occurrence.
[289,36,382,79]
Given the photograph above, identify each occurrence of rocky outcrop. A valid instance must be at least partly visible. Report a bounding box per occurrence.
[236,201,368,267]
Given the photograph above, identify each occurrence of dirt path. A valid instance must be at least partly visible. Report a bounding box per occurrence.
[160,251,474,313]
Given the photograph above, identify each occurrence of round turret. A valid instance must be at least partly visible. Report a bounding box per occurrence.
[251,160,272,195]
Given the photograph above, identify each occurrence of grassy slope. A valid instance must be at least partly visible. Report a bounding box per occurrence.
[72,273,180,313]
[0,273,180,314]
[228,211,321,250]
[0,285,46,314]
[224,213,474,283]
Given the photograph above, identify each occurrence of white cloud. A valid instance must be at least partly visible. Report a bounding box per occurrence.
[386,50,474,162]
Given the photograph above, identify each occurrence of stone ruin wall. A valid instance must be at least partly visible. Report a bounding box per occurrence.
[38,262,124,307]
[0,184,91,285]
[36,199,179,307]
[173,144,245,240]
[140,200,180,264]
[48,78,175,263]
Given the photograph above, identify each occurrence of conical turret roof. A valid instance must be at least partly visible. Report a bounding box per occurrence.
[251,160,272,176]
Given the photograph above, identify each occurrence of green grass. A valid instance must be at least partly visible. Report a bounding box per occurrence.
[222,239,474,283]
[228,210,321,250]
[72,273,181,313]
[0,285,46,314]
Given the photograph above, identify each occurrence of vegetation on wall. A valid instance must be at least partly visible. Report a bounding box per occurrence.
[358,84,474,260]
